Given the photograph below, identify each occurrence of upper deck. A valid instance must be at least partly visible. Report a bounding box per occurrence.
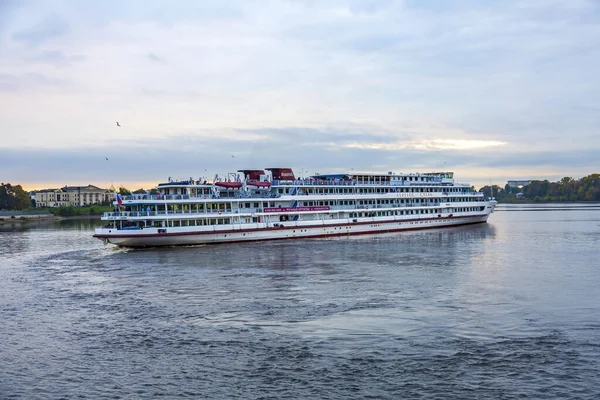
[157,170,457,188]
[117,169,477,204]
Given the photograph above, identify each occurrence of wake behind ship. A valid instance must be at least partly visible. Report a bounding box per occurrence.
[93,168,496,247]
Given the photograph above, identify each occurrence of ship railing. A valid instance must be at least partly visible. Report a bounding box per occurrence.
[271,179,451,186]
[120,189,481,202]
[121,193,286,202]
[101,201,489,218]
[122,194,214,201]
[103,207,264,218]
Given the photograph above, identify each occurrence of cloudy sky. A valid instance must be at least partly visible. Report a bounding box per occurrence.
[1,0,599,190]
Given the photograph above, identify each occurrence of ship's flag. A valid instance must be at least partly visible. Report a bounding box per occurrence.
[114,191,123,206]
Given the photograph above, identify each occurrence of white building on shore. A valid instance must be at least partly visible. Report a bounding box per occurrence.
[35,185,113,207]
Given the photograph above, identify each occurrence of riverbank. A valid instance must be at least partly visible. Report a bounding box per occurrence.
[0,212,101,225]
[0,211,53,224]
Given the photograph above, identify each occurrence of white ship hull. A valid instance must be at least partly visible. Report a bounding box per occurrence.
[94,213,490,247]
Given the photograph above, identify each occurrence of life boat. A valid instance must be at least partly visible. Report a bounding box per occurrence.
[215,182,243,189]
[246,181,272,188]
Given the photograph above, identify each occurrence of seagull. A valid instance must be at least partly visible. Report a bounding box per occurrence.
[231,154,235,158]
[105,157,109,160]
[116,122,121,127]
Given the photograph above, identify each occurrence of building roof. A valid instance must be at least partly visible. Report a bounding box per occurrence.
[62,185,107,191]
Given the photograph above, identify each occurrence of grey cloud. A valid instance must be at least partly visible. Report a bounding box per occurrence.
[147,53,165,63]
[0,72,72,92]
[0,0,23,36]
[41,0,246,29]
[141,88,200,99]
[470,149,600,169]
[235,127,411,145]
[12,16,69,46]
[25,50,86,66]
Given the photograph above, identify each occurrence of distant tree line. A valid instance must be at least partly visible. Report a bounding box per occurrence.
[118,187,158,195]
[479,174,600,202]
[0,183,31,210]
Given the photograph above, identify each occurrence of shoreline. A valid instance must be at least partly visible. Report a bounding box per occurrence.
[0,214,101,225]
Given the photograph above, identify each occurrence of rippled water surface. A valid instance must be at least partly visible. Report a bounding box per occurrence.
[1,206,599,399]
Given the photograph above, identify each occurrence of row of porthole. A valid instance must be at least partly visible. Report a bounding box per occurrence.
[223,232,251,237]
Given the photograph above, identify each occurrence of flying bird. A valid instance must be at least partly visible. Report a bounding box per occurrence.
[116,122,121,127]
[231,154,235,158]
[105,157,109,160]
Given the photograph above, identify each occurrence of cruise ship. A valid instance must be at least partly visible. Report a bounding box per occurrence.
[93,168,496,247]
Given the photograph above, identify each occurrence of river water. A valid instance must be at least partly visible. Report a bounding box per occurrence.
[1,204,599,399]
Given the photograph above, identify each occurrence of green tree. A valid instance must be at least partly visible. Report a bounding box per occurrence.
[118,186,131,195]
[482,173,600,202]
[560,177,572,185]
[0,183,30,210]
[0,183,9,209]
[13,185,30,210]
[132,188,146,194]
